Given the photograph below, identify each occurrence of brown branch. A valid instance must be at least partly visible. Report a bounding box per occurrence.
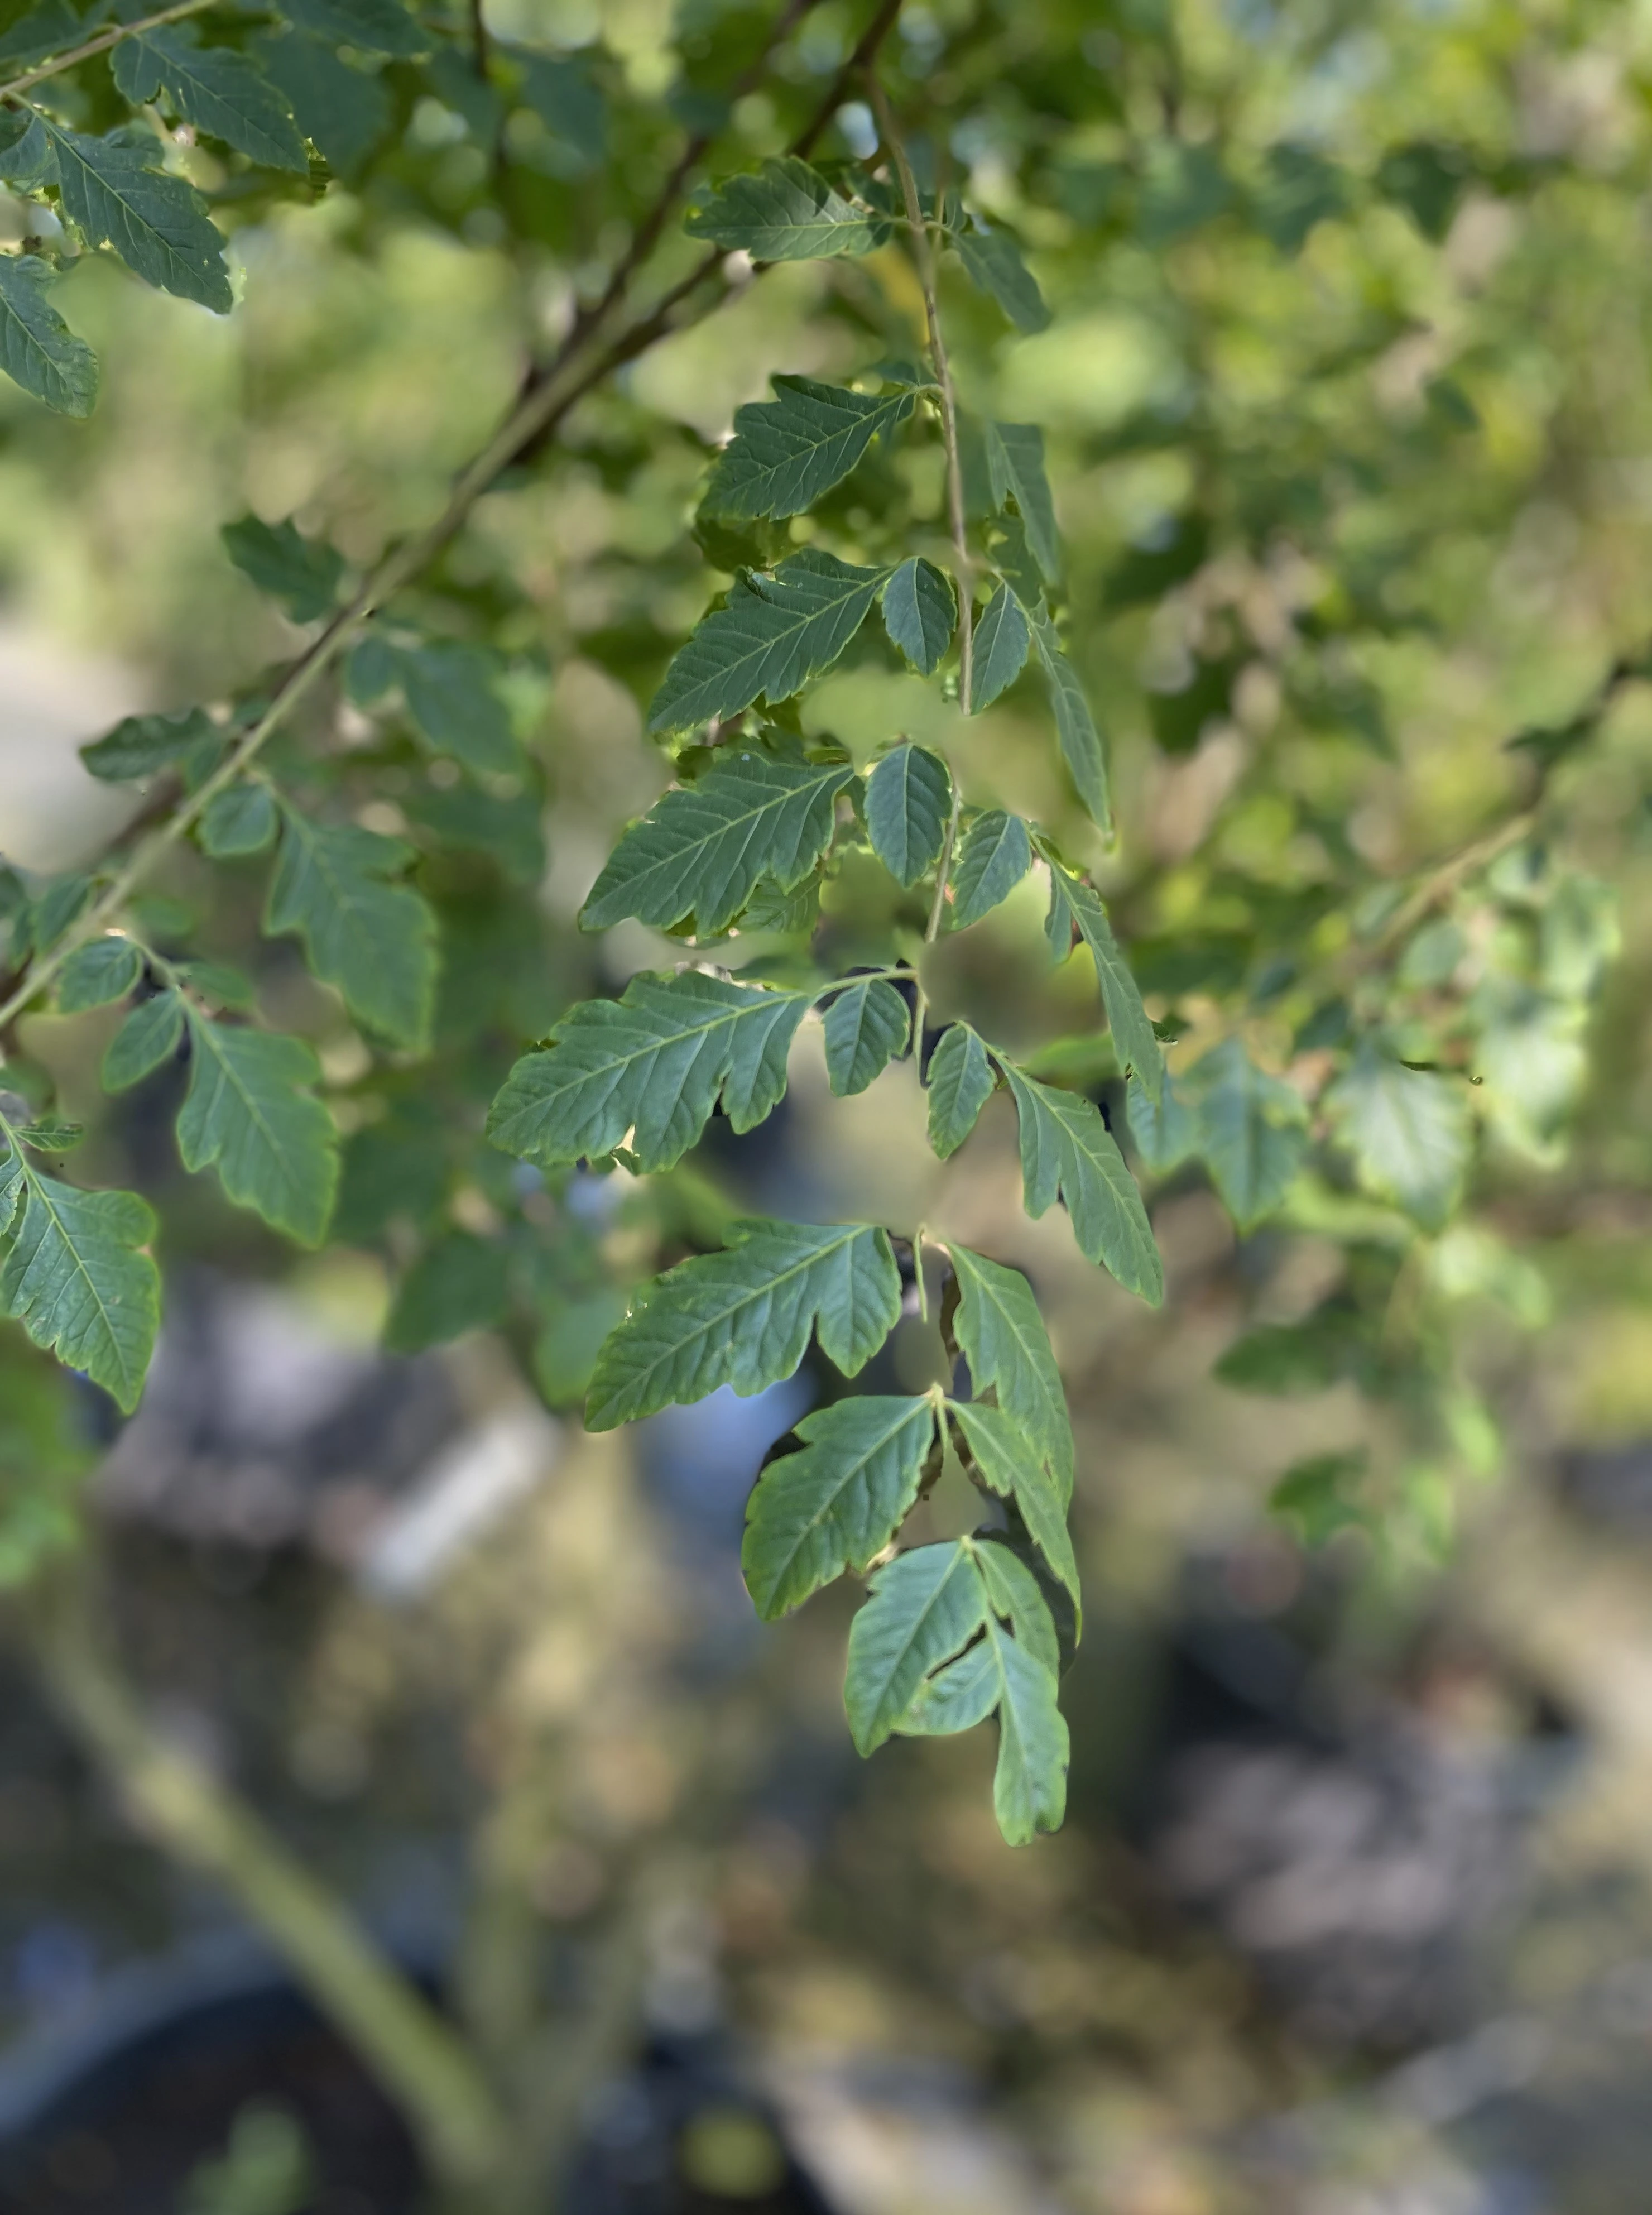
[0,0,214,103]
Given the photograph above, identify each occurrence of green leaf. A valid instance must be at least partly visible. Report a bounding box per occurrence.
[880,557,955,676]
[395,644,520,778]
[895,1641,1000,1735]
[27,874,93,959]
[404,782,545,886]
[984,421,1060,583]
[948,810,1031,931]
[56,936,142,1015]
[80,707,221,785]
[176,1013,338,1245]
[0,1161,160,1413]
[970,583,1030,711]
[977,1610,1069,1843]
[648,551,889,734]
[515,52,604,174]
[865,744,950,889]
[582,749,854,936]
[41,121,230,314]
[1325,1040,1471,1229]
[1028,607,1109,830]
[822,976,910,1097]
[533,1284,627,1408]
[587,1217,901,1430]
[925,1023,996,1159]
[251,31,391,176]
[1044,858,1164,1101]
[1125,1068,1200,1174]
[222,515,346,624]
[0,255,97,418]
[974,1535,1063,1680]
[111,28,308,172]
[266,806,436,1051]
[487,971,811,1175]
[384,1233,511,1354]
[179,960,256,1013]
[952,221,1050,332]
[1215,1313,1359,1396]
[702,376,914,521]
[844,1540,990,1754]
[331,1106,448,1243]
[276,0,429,57]
[1001,1066,1163,1303]
[685,156,882,260]
[102,992,184,1091]
[742,1393,938,1620]
[0,109,54,189]
[1181,1038,1308,1230]
[947,1244,1073,1494]
[199,783,278,859]
[14,1120,84,1153]
[947,1398,1079,1605]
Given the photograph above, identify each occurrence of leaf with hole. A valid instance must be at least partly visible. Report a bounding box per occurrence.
[587,1217,901,1430]
[743,1394,938,1620]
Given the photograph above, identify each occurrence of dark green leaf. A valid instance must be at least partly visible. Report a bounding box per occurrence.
[276,0,428,58]
[1002,1066,1163,1303]
[0,255,97,418]
[947,1244,1073,1493]
[515,52,604,174]
[533,1284,627,1407]
[488,971,811,1174]
[702,376,914,521]
[80,706,221,785]
[112,27,307,171]
[265,806,437,1051]
[176,1013,338,1245]
[1044,857,1164,1100]
[384,1233,511,1353]
[586,1217,901,1430]
[925,1023,996,1159]
[179,961,256,1013]
[685,156,882,260]
[822,976,910,1097]
[56,936,142,1014]
[222,515,346,624]
[865,745,950,888]
[742,1393,938,1619]
[251,31,391,175]
[970,583,1030,711]
[395,644,520,778]
[880,557,955,677]
[1028,606,1109,830]
[199,783,278,859]
[948,810,1031,930]
[404,782,545,886]
[984,421,1060,583]
[582,749,853,936]
[27,875,92,958]
[952,221,1050,332]
[42,121,230,313]
[648,551,889,733]
[0,1158,159,1412]
[102,991,184,1091]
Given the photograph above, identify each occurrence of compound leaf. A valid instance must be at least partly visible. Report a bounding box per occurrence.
[880,557,955,675]
[742,1393,938,1619]
[587,1216,901,1430]
[865,744,950,888]
[686,156,882,260]
[949,810,1031,931]
[0,1158,159,1412]
[970,583,1030,711]
[1002,1064,1163,1303]
[925,1022,996,1158]
[822,976,910,1096]
[265,806,436,1051]
[947,1244,1073,1493]
[112,27,307,171]
[582,749,854,936]
[487,970,811,1173]
[176,1013,338,1245]
[703,376,913,520]
[1044,858,1163,1100]
[42,121,230,313]
[0,255,97,418]
[649,551,889,733]
[223,515,346,624]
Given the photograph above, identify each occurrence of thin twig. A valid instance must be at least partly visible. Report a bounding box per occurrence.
[0,0,213,103]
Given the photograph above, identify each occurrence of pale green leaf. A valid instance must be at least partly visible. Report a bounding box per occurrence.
[952,221,1050,332]
[1181,1037,1308,1229]
[112,27,307,171]
[685,156,882,260]
[0,1159,159,1412]
[102,991,184,1091]
[1125,1069,1200,1174]
[14,1120,83,1153]
[970,583,1030,711]
[81,707,221,784]
[648,551,889,734]
[948,1398,1079,1603]
[385,1233,511,1354]
[199,783,278,859]
[1326,1040,1471,1229]
[223,515,345,624]
[948,810,1031,930]
[0,255,97,418]
[925,1023,996,1159]
[487,971,811,1174]
[844,1539,990,1754]
[265,806,436,1051]
[702,376,913,521]
[582,749,853,936]
[56,936,141,1014]
[822,976,910,1097]
[42,121,230,313]
[176,1013,338,1245]
[395,643,520,778]
[276,0,428,57]
[865,744,950,888]
[1044,857,1164,1101]
[587,1217,901,1430]
[947,1244,1073,1494]
[880,557,955,676]
[1002,1066,1163,1303]
[742,1393,938,1619]
[984,421,1059,583]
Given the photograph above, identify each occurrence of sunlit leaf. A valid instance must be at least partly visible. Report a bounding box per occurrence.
[649,552,889,733]
[743,1393,938,1619]
[703,376,914,521]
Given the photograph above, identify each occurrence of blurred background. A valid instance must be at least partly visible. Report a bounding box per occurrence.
[8,0,1652,2209]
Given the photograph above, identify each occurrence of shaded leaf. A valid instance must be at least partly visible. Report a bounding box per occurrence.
[42,121,231,313]
[251,30,391,175]
[865,744,950,888]
[822,976,910,1096]
[395,643,520,778]
[176,1013,338,1244]
[686,156,882,260]
[1181,1037,1308,1229]
[648,551,889,733]
[199,783,278,859]
[223,515,346,624]
[276,0,428,57]
[56,936,142,1015]
[880,557,955,675]
[970,583,1030,711]
[265,806,436,1051]
[1002,1065,1163,1303]
[81,707,221,785]
[385,1233,511,1353]
[1125,1068,1200,1173]
[0,255,97,418]
[949,809,1031,930]
[0,1157,159,1412]
[102,991,184,1090]
[112,27,307,171]
[533,1284,627,1408]
[1326,1039,1471,1229]
[925,1023,996,1159]
[743,1393,938,1619]
[1029,606,1109,830]
[952,221,1050,332]
[948,1397,1078,1602]
[702,376,913,521]
[404,782,545,886]
[984,421,1059,583]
